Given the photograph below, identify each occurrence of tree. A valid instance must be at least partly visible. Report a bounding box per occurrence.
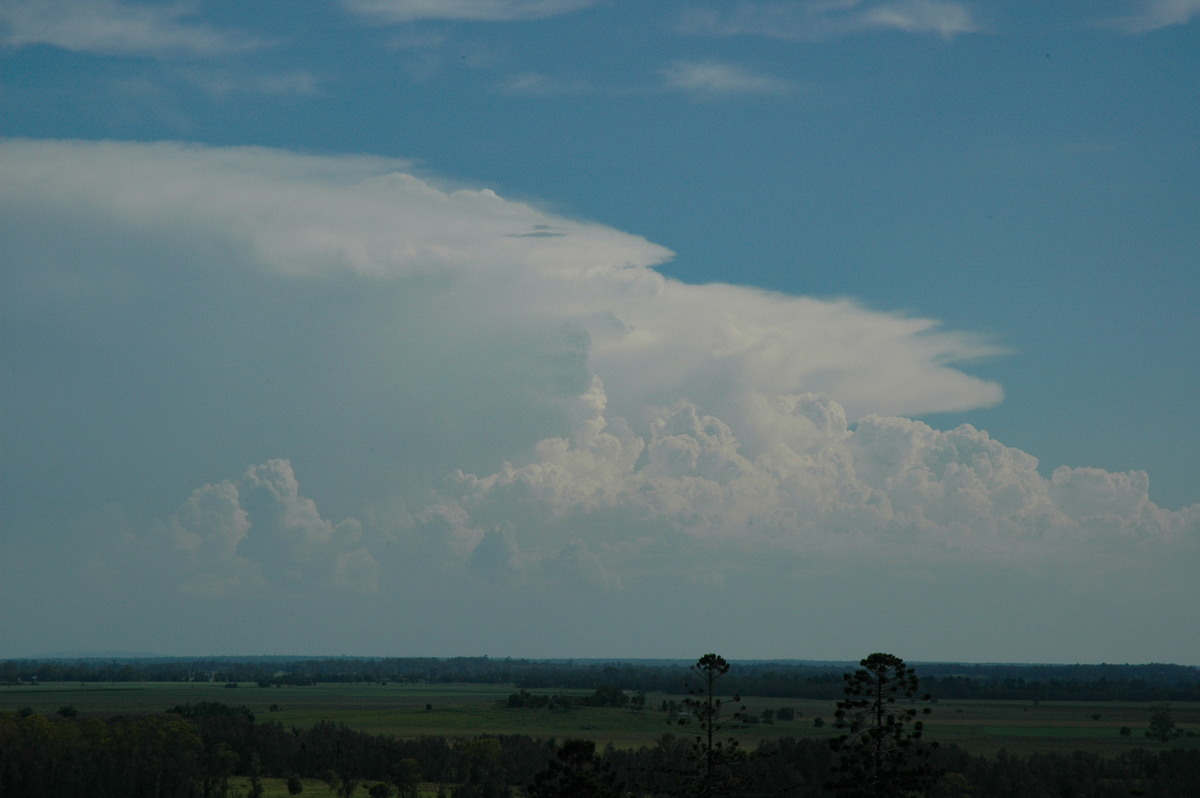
[1146,703,1180,742]
[527,738,623,798]
[828,652,939,797]
[585,684,629,708]
[248,754,266,798]
[671,653,747,798]
[287,774,305,795]
[392,758,422,798]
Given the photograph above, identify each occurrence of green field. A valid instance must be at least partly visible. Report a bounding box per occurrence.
[3,681,1198,757]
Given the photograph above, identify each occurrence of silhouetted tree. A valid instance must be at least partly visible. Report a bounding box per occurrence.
[829,652,939,797]
[528,738,623,798]
[670,653,748,797]
[1146,702,1180,742]
[392,758,422,798]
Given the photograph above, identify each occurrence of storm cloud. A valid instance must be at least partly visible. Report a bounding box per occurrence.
[1,139,1195,662]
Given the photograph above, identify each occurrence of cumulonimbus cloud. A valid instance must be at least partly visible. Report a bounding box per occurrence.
[2,138,1195,660]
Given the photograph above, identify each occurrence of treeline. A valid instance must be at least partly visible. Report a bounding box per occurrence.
[2,703,1198,798]
[5,656,1200,702]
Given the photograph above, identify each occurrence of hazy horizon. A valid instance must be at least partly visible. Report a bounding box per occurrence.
[12,651,1199,669]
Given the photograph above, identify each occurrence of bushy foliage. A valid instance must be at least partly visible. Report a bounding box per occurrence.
[828,653,939,797]
[4,704,1200,798]
[528,738,623,798]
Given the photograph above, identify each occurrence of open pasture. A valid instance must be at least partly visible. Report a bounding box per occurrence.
[3,681,1197,756]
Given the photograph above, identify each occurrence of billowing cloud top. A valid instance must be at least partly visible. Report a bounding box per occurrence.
[1,139,1195,661]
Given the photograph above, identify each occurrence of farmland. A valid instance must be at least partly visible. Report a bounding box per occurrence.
[3,679,1197,757]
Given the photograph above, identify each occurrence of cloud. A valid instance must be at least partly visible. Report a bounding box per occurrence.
[499,71,591,96]
[1098,0,1200,33]
[663,61,791,97]
[421,383,1197,583]
[2,138,1195,661]
[343,0,595,23]
[0,0,263,56]
[682,0,979,40]
[859,0,978,35]
[164,459,376,597]
[182,69,325,98]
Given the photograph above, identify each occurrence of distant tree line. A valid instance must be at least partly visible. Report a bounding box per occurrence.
[4,657,1199,702]
[4,704,1199,797]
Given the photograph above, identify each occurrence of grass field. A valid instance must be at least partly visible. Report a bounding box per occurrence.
[3,681,1198,757]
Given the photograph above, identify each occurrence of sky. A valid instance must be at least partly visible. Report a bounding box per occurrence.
[1,0,1197,665]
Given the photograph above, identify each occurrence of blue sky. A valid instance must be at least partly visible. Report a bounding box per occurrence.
[2,0,1198,664]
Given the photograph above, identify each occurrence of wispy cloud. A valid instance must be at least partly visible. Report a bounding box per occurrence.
[182,69,325,99]
[683,0,979,40]
[0,0,263,56]
[499,71,591,96]
[344,0,595,23]
[1098,0,1200,33]
[663,60,791,97]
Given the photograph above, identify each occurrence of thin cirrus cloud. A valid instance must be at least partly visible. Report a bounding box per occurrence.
[499,71,591,96]
[181,69,325,98]
[343,0,595,23]
[0,0,263,56]
[2,138,1196,659]
[662,60,791,97]
[682,0,979,40]
[1098,0,1200,32]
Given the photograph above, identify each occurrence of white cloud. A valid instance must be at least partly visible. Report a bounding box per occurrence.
[2,138,1195,661]
[344,0,594,23]
[861,0,977,36]
[421,384,1198,583]
[663,61,791,97]
[0,0,263,56]
[682,0,979,40]
[1099,0,1200,33]
[500,71,590,96]
[182,69,324,98]
[163,459,376,596]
